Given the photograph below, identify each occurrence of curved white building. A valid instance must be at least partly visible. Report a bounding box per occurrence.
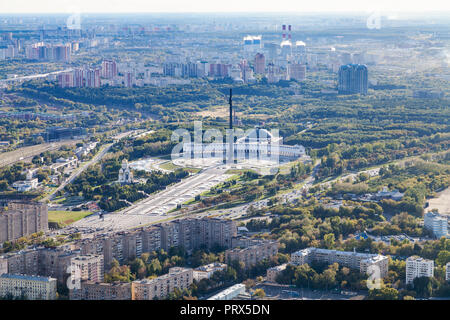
[183,127,306,163]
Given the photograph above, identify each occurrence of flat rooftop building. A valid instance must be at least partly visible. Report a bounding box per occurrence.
[406,256,434,285]
[266,263,288,283]
[208,283,246,300]
[193,262,227,281]
[0,201,48,244]
[0,273,57,300]
[70,281,131,300]
[132,267,193,300]
[225,239,278,269]
[291,247,389,278]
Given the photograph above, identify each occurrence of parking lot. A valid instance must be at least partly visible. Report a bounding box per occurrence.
[255,283,366,300]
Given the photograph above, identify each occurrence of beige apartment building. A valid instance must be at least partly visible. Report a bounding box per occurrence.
[79,218,236,270]
[291,248,389,278]
[0,273,57,300]
[38,247,81,283]
[0,201,48,243]
[0,249,39,275]
[225,239,279,269]
[266,263,288,283]
[132,267,193,300]
[70,254,104,283]
[70,281,131,300]
[0,246,81,284]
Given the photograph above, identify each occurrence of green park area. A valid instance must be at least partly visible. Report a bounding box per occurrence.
[48,210,93,226]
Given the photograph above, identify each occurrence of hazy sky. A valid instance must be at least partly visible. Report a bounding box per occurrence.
[0,0,449,14]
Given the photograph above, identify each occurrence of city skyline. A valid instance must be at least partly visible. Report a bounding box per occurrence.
[1,0,450,14]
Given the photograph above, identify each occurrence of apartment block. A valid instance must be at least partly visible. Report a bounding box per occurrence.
[78,218,235,271]
[0,249,39,275]
[71,254,104,283]
[70,281,131,300]
[207,283,246,300]
[225,239,279,269]
[38,247,81,283]
[338,64,368,95]
[266,263,288,283]
[79,226,161,269]
[0,246,80,284]
[193,263,227,282]
[406,256,434,285]
[291,248,389,278]
[0,201,48,243]
[0,257,7,275]
[424,211,448,239]
[0,274,57,300]
[132,267,193,300]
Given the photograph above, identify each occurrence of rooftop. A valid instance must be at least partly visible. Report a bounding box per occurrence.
[0,273,56,282]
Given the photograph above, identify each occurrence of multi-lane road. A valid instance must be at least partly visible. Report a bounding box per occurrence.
[0,140,82,168]
[68,165,232,232]
[0,69,73,84]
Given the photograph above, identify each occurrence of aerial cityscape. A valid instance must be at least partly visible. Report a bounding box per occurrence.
[0,1,449,309]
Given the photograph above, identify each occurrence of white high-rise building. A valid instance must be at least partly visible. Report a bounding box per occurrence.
[291,247,389,278]
[424,211,448,239]
[406,256,434,285]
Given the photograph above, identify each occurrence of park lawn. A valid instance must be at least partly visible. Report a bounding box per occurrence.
[159,161,201,174]
[48,210,93,226]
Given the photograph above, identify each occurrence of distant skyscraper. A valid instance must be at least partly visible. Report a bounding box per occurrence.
[254,53,265,75]
[288,62,306,81]
[57,72,74,88]
[124,71,135,88]
[54,44,71,62]
[58,67,101,88]
[209,63,230,78]
[102,59,118,79]
[264,43,278,62]
[85,68,101,88]
[338,64,368,95]
[239,59,253,83]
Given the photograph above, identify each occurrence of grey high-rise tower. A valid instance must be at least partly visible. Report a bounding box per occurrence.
[338,64,368,95]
